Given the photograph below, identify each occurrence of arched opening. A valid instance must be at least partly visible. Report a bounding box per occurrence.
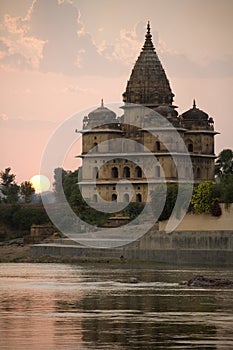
[188,143,193,152]
[135,166,142,178]
[123,166,130,178]
[111,193,117,202]
[93,194,98,203]
[136,193,142,203]
[111,167,118,178]
[93,167,99,179]
[156,141,161,151]
[156,165,161,178]
[197,167,201,179]
[124,193,130,203]
[186,139,193,153]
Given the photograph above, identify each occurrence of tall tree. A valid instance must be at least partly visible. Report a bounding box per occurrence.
[215,149,233,178]
[63,168,84,207]
[20,181,35,203]
[151,183,177,221]
[53,167,68,200]
[0,167,20,203]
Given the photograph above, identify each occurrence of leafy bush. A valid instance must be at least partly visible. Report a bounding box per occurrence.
[191,181,221,215]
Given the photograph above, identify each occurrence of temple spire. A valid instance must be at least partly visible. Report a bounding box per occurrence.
[122,22,174,107]
[101,98,104,107]
[193,99,196,108]
[142,20,154,51]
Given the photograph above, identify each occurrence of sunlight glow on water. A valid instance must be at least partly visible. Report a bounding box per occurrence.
[0,263,233,349]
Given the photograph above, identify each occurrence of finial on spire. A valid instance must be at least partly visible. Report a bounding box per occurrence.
[142,21,154,51]
[193,99,196,108]
[101,98,104,107]
[147,21,151,35]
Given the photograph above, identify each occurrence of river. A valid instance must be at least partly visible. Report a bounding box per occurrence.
[0,263,233,349]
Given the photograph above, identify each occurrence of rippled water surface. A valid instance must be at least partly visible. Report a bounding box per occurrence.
[0,263,233,349]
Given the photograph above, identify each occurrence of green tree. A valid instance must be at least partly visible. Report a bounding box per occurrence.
[214,149,233,205]
[63,168,84,207]
[191,181,219,214]
[20,181,35,203]
[151,183,193,221]
[0,167,20,203]
[215,149,233,178]
[122,202,144,220]
[151,183,177,221]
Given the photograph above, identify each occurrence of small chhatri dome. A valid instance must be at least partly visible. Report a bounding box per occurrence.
[83,100,118,129]
[88,99,116,120]
[122,22,174,108]
[182,100,209,120]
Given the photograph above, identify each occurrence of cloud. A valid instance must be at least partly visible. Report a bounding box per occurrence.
[0,0,129,76]
[0,113,8,121]
[62,84,96,94]
[0,9,46,70]
[161,52,233,79]
[0,1,232,79]
[0,115,56,130]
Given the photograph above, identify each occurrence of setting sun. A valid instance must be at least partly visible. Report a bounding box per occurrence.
[30,174,51,193]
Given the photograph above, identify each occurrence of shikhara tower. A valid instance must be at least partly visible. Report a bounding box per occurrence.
[78,22,218,204]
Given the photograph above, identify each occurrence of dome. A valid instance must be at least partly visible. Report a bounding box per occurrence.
[88,99,116,122]
[83,100,119,129]
[181,100,209,120]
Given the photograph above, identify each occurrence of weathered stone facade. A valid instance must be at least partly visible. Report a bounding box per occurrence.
[78,23,218,203]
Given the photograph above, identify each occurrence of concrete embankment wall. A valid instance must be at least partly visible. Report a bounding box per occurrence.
[30,229,233,266]
[159,204,233,231]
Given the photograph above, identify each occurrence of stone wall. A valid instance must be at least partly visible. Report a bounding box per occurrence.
[159,204,233,231]
[30,224,55,243]
[30,227,233,266]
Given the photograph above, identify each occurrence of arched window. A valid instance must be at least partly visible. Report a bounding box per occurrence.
[112,167,118,178]
[197,167,201,179]
[136,193,142,203]
[124,193,130,203]
[93,167,99,179]
[135,166,142,178]
[123,166,130,178]
[186,139,193,153]
[156,141,161,151]
[93,194,98,203]
[156,165,160,178]
[111,193,117,202]
[188,143,193,152]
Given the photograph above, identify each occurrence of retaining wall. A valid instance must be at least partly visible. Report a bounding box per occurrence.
[30,228,233,266]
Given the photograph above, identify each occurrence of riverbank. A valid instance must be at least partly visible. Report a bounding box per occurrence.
[0,243,123,264]
[0,245,32,263]
[1,226,233,266]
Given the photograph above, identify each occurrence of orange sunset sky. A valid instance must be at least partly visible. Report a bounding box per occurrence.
[1,0,233,187]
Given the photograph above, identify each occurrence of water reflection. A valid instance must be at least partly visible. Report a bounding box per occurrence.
[0,263,232,349]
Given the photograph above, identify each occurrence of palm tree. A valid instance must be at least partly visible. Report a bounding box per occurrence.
[215,149,233,178]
